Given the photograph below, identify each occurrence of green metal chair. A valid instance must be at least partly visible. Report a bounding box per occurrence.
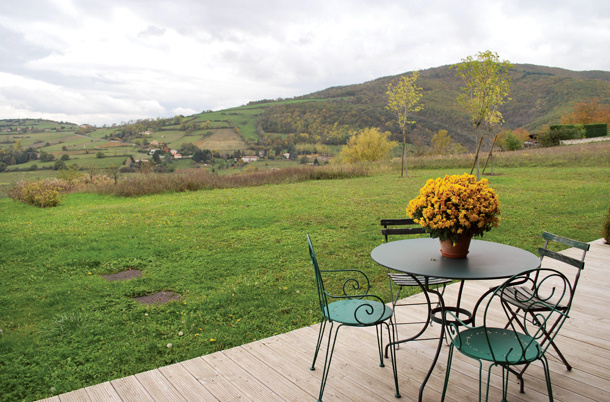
[442,267,572,401]
[307,234,400,401]
[496,231,589,392]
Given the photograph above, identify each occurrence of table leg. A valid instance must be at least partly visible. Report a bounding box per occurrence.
[418,284,446,402]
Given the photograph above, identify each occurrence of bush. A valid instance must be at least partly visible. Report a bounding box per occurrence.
[54,160,67,170]
[584,123,608,138]
[96,151,105,159]
[539,126,584,147]
[503,132,523,151]
[7,179,68,207]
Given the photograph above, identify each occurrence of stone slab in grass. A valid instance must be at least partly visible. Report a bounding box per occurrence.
[134,291,181,305]
[103,269,142,282]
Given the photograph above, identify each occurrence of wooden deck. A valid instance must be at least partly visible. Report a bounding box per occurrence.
[41,239,610,401]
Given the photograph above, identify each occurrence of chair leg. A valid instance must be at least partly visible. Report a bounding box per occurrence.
[385,284,402,359]
[548,338,572,371]
[310,319,327,371]
[375,324,385,367]
[441,343,455,401]
[541,355,555,402]
[384,321,401,398]
[317,322,340,402]
[501,365,509,402]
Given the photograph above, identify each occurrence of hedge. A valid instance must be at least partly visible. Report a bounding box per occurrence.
[550,123,608,138]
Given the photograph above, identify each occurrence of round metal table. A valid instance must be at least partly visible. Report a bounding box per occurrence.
[371,238,540,401]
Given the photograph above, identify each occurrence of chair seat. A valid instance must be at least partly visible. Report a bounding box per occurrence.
[502,285,567,312]
[454,327,541,364]
[324,299,393,326]
[388,273,452,287]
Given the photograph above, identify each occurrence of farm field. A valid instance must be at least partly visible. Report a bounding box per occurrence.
[195,128,249,152]
[0,162,608,401]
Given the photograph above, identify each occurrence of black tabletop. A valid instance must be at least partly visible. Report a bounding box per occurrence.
[371,238,540,280]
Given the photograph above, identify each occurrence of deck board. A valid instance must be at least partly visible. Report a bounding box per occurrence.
[45,239,610,401]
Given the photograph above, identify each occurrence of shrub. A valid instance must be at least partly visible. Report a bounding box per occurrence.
[502,132,523,151]
[539,126,584,147]
[96,151,105,159]
[551,123,608,138]
[7,179,68,207]
[54,160,66,170]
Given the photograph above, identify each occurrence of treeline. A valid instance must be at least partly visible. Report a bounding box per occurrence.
[259,101,395,144]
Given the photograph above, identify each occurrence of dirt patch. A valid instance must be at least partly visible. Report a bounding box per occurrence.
[103,269,142,282]
[133,291,182,305]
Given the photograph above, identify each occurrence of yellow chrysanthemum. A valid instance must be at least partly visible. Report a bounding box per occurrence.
[407,173,500,243]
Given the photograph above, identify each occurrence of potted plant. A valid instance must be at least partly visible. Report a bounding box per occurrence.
[407,173,501,258]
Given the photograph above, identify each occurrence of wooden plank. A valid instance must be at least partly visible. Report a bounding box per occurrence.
[134,368,187,401]
[228,339,317,400]
[157,362,216,401]
[57,388,91,402]
[110,376,154,402]
[209,348,285,401]
[83,382,122,402]
[180,355,245,401]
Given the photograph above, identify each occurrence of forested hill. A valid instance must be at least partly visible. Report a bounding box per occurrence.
[256,64,610,148]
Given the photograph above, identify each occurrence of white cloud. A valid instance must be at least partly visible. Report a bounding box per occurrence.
[0,0,609,125]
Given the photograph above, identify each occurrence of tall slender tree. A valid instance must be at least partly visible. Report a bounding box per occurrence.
[386,71,423,177]
[452,51,512,179]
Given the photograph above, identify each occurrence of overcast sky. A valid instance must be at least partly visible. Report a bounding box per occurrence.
[1,0,609,126]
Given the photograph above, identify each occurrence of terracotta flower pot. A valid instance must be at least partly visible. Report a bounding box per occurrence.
[440,236,472,259]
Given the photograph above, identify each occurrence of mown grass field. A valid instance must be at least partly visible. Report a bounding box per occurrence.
[0,152,609,400]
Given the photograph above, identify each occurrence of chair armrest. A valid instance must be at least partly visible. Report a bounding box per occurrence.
[320,268,372,298]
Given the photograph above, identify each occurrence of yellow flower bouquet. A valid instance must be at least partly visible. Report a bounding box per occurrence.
[407,173,500,244]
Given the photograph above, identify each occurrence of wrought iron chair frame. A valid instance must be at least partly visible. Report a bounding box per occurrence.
[442,267,573,401]
[473,231,589,393]
[307,234,400,401]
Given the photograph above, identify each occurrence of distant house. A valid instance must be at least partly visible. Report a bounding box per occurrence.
[283,153,290,159]
[151,140,159,146]
[241,156,259,163]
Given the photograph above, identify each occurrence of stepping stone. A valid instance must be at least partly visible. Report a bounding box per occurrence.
[133,291,181,305]
[103,269,142,282]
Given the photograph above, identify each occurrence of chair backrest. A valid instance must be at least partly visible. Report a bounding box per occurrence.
[538,231,590,295]
[307,234,329,317]
[380,218,425,242]
[478,268,573,364]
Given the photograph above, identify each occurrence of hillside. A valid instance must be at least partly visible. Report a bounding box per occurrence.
[1,63,609,176]
[265,64,610,147]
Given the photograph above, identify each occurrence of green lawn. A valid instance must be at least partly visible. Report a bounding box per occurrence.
[0,166,608,401]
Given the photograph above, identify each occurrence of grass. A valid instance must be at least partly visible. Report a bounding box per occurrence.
[0,158,609,400]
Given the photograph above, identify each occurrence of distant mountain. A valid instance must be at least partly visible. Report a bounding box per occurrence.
[2,64,609,153]
[258,64,610,148]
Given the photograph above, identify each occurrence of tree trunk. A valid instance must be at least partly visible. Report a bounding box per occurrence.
[470,135,484,180]
[401,130,407,178]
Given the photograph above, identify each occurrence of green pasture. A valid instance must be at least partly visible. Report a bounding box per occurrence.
[0,164,608,401]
